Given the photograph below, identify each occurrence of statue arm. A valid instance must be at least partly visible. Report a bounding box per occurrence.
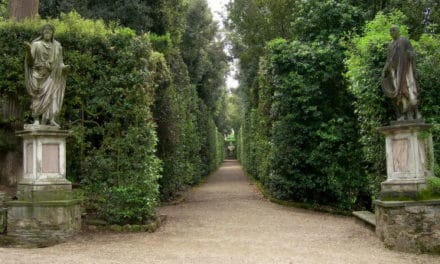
[58,46,70,74]
[404,38,416,60]
[382,60,390,78]
[407,47,416,61]
[24,42,34,66]
[382,45,393,78]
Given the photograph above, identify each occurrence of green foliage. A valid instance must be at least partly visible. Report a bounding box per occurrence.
[226,0,297,96]
[181,0,228,117]
[40,0,161,35]
[262,39,368,210]
[0,13,161,224]
[164,0,227,195]
[150,29,225,200]
[151,0,227,201]
[426,177,440,195]
[291,0,364,41]
[351,0,440,38]
[196,102,224,176]
[0,0,6,20]
[225,134,235,143]
[150,47,204,200]
[149,33,173,54]
[225,93,242,134]
[416,35,440,160]
[40,0,189,45]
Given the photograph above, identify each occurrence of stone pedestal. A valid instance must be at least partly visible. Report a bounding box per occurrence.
[378,120,434,198]
[5,199,81,247]
[15,125,71,198]
[375,200,440,253]
[0,192,6,234]
[2,125,81,247]
[375,120,439,254]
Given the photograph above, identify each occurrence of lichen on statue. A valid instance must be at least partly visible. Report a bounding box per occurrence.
[381,26,422,121]
[25,24,69,127]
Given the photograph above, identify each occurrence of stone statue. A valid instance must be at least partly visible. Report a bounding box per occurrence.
[25,24,69,127]
[381,26,421,121]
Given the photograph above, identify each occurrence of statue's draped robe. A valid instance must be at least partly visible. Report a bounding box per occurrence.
[382,37,418,106]
[25,39,66,122]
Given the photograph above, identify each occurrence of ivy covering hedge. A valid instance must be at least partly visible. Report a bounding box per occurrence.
[0,12,225,224]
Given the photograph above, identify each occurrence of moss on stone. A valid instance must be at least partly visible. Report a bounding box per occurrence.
[380,195,416,201]
[85,214,164,233]
[86,219,108,226]
[430,245,440,255]
[380,187,440,202]
[426,177,440,194]
[109,225,123,232]
[0,235,19,247]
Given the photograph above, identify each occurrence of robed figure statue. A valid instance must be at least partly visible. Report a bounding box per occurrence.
[381,26,421,121]
[25,24,69,127]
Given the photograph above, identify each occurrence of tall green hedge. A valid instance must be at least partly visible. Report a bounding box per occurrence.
[268,38,368,209]
[238,37,370,210]
[149,35,224,201]
[0,13,161,224]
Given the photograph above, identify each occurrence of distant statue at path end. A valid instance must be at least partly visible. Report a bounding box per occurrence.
[25,24,69,127]
[381,26,421,121]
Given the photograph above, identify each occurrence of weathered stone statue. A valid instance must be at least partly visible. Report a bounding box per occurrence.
[25,24,69,127]
[381,26,421,121]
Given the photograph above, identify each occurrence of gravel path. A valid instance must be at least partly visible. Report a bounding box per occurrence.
[0,160,438,264]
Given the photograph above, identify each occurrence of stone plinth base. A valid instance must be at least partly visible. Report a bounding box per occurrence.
[378,121,434,197]
[375,199,440,253]
[0,192,7,234]
[1,125,83,247]
[380,179,427,199]
[4,199,82,247]
[17,181,72,201]
[0,208,6,234]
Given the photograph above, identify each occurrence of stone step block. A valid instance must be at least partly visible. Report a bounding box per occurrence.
[353,210,376,229]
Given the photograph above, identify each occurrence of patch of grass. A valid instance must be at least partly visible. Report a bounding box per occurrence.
[418,189,440,201]
[426,176,440,194]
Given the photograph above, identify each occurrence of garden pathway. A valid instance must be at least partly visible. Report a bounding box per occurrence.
[0,160,437,263]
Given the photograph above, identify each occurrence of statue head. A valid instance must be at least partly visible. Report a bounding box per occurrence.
[390,26,400,40]
[41,24,55,42]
